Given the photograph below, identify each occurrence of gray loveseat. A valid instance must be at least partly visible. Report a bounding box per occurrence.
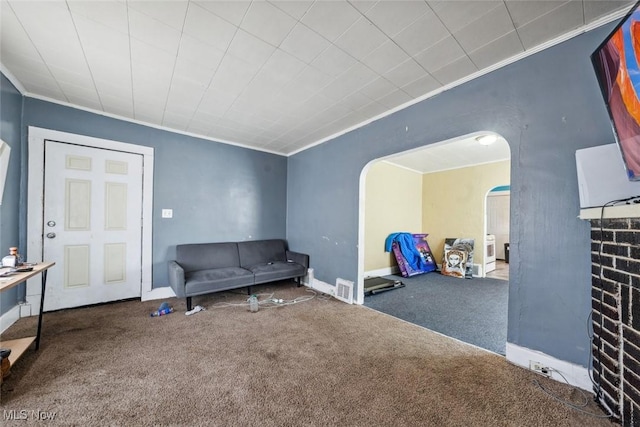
[168,239,309,311]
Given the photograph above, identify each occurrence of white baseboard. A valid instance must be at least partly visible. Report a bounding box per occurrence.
[304,275,335,297]
[364,266,399,278]
[142,286,176,302]
[0,304,20,334]
[506,342,593,391]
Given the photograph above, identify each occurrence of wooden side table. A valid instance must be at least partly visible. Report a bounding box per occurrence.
[0,262,55,370]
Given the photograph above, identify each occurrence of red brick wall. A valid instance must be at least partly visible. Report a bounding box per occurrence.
[591,217,640,426]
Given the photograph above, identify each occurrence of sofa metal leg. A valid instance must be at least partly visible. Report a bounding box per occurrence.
[186,297,192,311]
[247,286,252,295]
[296,277,302,287]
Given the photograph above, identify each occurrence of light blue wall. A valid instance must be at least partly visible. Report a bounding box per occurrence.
[0,74,23,314]
[21,98,288,288]
[287,24,618,367]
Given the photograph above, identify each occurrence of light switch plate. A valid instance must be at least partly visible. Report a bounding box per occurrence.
[161,209,173,218]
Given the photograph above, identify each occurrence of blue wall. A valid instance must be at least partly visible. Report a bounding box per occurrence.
[287,25,618,367]
[0,74,23,314]
[21,98,288,288]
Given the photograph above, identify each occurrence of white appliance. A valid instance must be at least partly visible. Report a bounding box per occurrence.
[485,235,496,273]
[576,143,640,208]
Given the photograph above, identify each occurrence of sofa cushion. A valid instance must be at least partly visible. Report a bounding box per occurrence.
[237,239,287,268]
[177,242,240,273]
[247,261,306,285]
[184,267,253,295]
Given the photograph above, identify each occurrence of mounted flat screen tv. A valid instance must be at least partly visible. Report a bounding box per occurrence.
[591,1,640,181]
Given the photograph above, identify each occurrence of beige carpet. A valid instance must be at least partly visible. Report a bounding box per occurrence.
[1,282,613,426]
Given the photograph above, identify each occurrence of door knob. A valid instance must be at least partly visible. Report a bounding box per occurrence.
[46,232,56,239]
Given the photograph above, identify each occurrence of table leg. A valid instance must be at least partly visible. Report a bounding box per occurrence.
[35,269,47,350]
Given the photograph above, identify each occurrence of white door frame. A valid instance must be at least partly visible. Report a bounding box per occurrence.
[26,126,157,314]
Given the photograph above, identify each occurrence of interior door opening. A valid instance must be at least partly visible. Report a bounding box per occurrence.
[357,131,511,355]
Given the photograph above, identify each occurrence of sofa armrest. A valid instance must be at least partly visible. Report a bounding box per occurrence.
[168,260,186,298]
[286,250,309,268]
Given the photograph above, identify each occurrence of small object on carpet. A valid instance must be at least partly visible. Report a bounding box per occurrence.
[185,305,205,316]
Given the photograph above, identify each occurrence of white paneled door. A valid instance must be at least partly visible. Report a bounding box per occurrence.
[43,141,143,311]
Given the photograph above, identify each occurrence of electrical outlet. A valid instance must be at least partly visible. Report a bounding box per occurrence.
[529,360,551,377]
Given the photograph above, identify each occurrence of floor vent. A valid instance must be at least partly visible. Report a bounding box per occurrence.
[334,278,354,304]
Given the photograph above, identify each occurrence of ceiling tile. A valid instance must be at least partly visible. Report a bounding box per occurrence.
[84,49,132,86]
[375,89,413,109]
[240,1,297,46]
[361,40,411,75]
[209,54,259,97]
[47,64,94,88]
[73,14,130,58]
[177,34,225,70]
[269,1,314,20]
[226,29,276,66]
[58,81,99,102]
[516,0,584,50]
[21,80,66,100]
[428,0,503,34]
[430,55,478,86]
[94,78,132,100]
[100,94,134,117]
[414,36,466,74]
[198,87,237,116]
[259,49,306,86]
[130,39,175,81]
[365,0,430,37]
[347,1,377,15]
[468,30,524,70]
[183,2,237,52]
[310,45,358,77]
[0,50,50,77]
[281,65,333,102]
[337,90,374,111]
[38,43,89,74]
[359,76,397,100]
[321,62,378,100]
[384,59,426,88]
[584,1,633,24]
[454,3,516,53]
[334,17,388,61]
[128,0,188,31]
[66,0,129,34]
[401,73,441,98]
[128,8,182,55]
[173,56,215,88]
[279,23,331,64]
[392,10,450,56]
[505,0,568,28]
[0,3,41,58]
[134,102,164,124]
[301,1,362,42]
[193,1,251,26]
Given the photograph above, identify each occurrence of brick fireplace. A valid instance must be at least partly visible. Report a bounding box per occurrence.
[589,213,640,425]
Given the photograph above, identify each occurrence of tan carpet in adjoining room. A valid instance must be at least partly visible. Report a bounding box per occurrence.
[0,282,613,426]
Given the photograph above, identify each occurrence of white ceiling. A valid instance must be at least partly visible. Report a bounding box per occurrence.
[0,1,633,156]
[384,133,510,174]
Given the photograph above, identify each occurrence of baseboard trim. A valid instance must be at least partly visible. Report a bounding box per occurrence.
[0,304,20,334]
[506,342,593,391]
[364,266,400,278]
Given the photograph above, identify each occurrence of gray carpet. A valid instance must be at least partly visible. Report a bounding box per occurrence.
[364,272,508,355]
